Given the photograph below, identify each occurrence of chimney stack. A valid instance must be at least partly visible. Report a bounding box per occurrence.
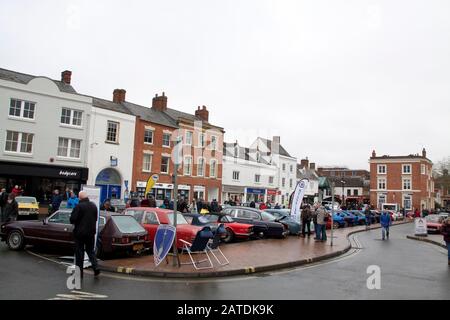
[422,148,427,158]
[152,92,168,111]
[61,70,72,85]
[113,89,126,103]
[310,162,316,170]
[195,105,209,122]
[300,158,309,169]
[272,136,280,154]
[372,150,376,158]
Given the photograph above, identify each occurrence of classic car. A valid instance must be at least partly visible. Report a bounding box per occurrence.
[123,207,202,249]
[204,213,254,243]
[222,207,289,238]
[182,213,227,237]
[0,209,150,257]
[346,210,367,225]
[263,209,302,235]
[425,214,444,234]
[325,212,347,229]
[15,196,40,220]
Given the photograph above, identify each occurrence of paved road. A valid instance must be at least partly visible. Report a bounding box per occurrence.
[0,223,448,300]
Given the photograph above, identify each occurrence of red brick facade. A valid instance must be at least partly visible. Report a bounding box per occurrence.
[369,149,435,211]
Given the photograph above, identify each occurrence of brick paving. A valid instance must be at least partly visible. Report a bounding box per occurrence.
[99,221,411,278]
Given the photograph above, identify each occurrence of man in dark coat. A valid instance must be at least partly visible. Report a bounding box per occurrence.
[51,189,63,214]
[440,218,450,266]
[0,188,9,222]
[210,199,219,213]
[148,196,157,208]
[4,194,18,222]
[70,191,100,278]
[301,205,312,237]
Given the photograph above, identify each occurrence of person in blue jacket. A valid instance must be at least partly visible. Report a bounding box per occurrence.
[380,211,392,240]
[67,191,79,209]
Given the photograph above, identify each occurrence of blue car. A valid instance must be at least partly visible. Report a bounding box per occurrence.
[327,211,347,229]
[335,211,358,227]
[263,209,302,235]
[347,210,367,225]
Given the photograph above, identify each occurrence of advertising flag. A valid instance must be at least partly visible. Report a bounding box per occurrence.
[144,174,159,197]
[290,179,309,223]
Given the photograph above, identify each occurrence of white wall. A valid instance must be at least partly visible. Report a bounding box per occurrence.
[0,77,91,167]
[86,106,136,199]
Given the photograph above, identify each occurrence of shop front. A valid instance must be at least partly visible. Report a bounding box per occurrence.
[0,161,88,204]
[245,187,266,203]
[193,185,206,201]
[266,189,279,204]
[222,185,245,204]
[95,168,122,204]
[135,182,191,202]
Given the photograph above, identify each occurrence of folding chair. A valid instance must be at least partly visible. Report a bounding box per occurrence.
[207,224,230,266]
[180,226,214,270]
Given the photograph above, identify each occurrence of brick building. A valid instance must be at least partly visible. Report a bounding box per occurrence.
[369,149,435,211]
[114,90,224,203]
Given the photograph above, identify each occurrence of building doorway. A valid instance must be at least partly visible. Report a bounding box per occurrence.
[95,168,122,204]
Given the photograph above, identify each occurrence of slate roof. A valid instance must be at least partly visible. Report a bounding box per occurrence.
[92,98,134,115]
[223,142,272,165]
[122,102,178,128]
[0,67,77,94]
[164,108,224,131]
[257,138,293,158]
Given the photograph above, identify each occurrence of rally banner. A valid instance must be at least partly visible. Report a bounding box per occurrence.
[290,179,309,223]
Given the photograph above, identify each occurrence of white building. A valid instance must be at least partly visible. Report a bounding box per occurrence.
[297,158,320,203]
[250,136,298,206]
[87,92,136,203]
[0,68,91,201]
[222,142,279,204]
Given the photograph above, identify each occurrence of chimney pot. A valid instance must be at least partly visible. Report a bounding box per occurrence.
[61,70,72,85]
[152,92,168,111]
[422,148,427,158]
[310,162,316,170]
[113,89,126,103]
[195,105,209,122]
[372,150,376,158]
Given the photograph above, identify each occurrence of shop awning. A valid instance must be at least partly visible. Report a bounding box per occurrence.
[223,185,245,193]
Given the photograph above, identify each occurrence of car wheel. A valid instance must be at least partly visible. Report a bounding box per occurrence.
[333,221,340,229]
[223,228,235,243]
[7,230,25,251]
[343,221,349,228]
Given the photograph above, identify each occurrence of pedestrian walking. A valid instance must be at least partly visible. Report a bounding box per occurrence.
[4,194,19,222]
[440,218,450,266]
[67,191,79,209]
[380,211,392,240]
[312,206,319,240]
[301,205,312,237]
[0,188,8,222]
[315,204,328,242]
[364,205,372,230]
[70,191,100,278]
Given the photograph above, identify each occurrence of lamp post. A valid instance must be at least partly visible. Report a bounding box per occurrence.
[172,136,183,267]
[340,180,346,208]
[331,182,335,246]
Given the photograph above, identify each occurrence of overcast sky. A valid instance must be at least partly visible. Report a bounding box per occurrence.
[1,0,449,169]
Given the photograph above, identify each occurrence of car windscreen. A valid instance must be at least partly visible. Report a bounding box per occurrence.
[425,215,441,223]
[205,215,218,222]
[111,215,146,233]
[15,197,37,204]
[167,213,189,225]
[125,210,145,223]
[197,216,211,224]
[261,211,277,222]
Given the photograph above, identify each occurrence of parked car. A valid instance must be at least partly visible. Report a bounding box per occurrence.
[204,213,254,243]
[263,209,302,235]
[325,212,347,229]
[15,196,39,220]
[371,210,381,223]
[182,212,227,237]
[110,199,126,213]
[0,209,150,258]
[347,210,367,225]
[123,207,202,249]
[337,211,358,226]
[425,214,444,234]
[438,212,449,220]
[222,207,289,238]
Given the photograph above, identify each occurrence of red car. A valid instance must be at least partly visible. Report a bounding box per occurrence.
[204,213,254,243]
[425,215,444,234]
[123,207,202,249]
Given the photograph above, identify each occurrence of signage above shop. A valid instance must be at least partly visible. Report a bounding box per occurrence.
[246,188,266,195]
[58,170,79,178]
[110,156,118,167]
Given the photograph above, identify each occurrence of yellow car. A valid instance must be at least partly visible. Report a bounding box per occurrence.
[15,196,40,219]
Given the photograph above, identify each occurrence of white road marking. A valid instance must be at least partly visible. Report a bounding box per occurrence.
[48,290,108,300]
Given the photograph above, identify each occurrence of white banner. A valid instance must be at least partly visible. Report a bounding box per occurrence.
[290,179,309,223]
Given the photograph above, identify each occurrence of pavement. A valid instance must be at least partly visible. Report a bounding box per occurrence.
[98,220,411,278]
[407,232,447,249]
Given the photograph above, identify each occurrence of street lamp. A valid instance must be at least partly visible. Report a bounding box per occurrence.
[172,136,183,267]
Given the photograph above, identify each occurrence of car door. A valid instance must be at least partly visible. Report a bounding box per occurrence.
[42,210,74,246]
[143,210,160,244]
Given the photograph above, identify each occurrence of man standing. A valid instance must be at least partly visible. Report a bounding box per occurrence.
[67,191,79,209]
[148,195,157,208]
[0,188,8,222]
[100,199,115,212]
[70,191,100,278]
[440,218,450,266]
[301,205,312,237]
[315,204,328,242]
[4,194,19,222]
[51,189,62,214]
[364,205,372,230]
[380,211,392,240]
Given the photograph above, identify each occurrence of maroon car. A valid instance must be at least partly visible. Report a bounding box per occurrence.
[0,209,150,257]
